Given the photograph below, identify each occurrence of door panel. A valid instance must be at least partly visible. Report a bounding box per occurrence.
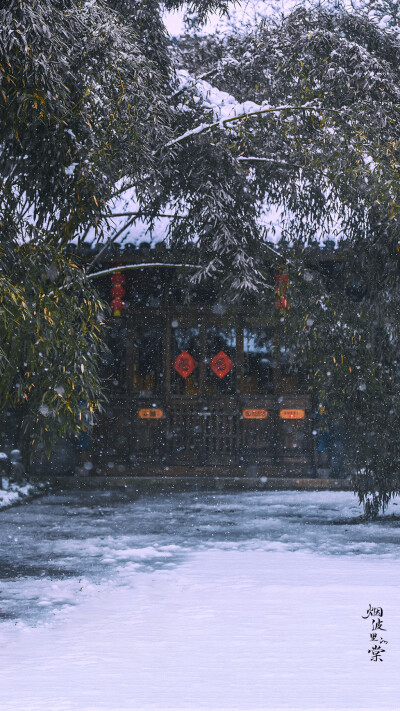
[166,398,239,465]
[129,312,311,469]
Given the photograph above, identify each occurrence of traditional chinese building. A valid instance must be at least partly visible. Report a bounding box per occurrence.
[76,240,322,480]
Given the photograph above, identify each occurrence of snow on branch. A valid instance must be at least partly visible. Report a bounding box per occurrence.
[100,212,186,218]
[170,69,220,99]
[86,263,202,280]
[86,262,275,291]
[236,156,303,169]
[162,104,327,152]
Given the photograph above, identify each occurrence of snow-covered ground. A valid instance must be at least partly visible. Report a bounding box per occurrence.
[1,489,400,710]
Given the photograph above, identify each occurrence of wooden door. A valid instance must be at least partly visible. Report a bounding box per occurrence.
[167,317,240,465]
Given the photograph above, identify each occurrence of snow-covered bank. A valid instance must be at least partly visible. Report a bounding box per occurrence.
[1,490,400,710]
[0,480,47,511]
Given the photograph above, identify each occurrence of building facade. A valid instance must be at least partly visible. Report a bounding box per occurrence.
[80,245,320,479]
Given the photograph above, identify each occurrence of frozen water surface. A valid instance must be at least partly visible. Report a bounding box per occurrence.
[1,489,400,710]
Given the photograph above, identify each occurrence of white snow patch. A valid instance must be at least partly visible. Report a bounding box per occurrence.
[64,163,77,176]
[0,481,38,510]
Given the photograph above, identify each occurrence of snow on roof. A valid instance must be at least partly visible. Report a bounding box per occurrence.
[84,192,283,250]
[82,187,171,248]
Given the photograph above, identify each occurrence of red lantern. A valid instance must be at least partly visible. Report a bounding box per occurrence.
[275,273,289,284]
[111,284,125,298]
[110,297,125,313]
[111,272,126,285]
[276,296,288,310]
[110,268,126,316]
[275,269,289,310]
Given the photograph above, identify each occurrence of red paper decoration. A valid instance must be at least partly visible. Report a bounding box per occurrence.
[209,351,234,379]
[110,268,126,316]
[138,408,164,419]
[280,408,305,420]
[174,351,197,379]
[243,409,268,419]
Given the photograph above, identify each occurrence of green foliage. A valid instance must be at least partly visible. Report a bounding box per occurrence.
[0,0,170,241]
[347,0,400,29]
[1,0,400,510]
[279,241,400,516]
[0,237,107,450]
[173,6,400,513]
[0,0,171,452]
[164,0,232,25]
[0,0,238,454]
